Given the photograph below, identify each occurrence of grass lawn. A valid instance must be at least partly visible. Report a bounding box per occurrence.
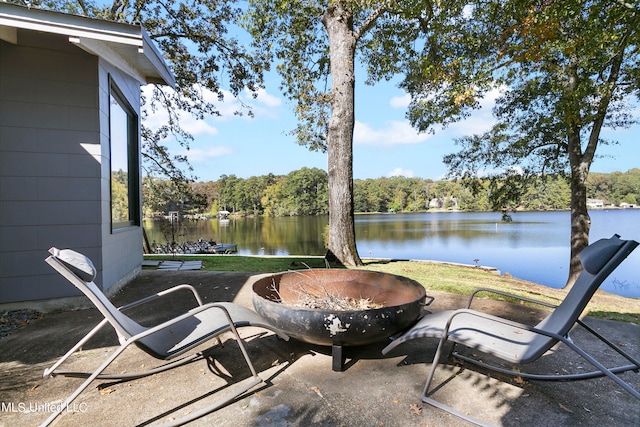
[144,254,640,323]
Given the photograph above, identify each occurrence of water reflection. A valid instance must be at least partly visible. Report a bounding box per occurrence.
[355,212,568,247]
[144,210,640,298]
[145,216,329,256]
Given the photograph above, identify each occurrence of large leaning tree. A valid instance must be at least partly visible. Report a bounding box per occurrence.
[20,0,268,190]
[427,0,639,287]
[244,1,477,266]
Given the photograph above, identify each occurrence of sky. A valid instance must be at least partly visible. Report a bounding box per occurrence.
[144,66,640,183]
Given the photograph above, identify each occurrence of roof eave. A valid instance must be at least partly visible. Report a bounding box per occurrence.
[0,3,175,88]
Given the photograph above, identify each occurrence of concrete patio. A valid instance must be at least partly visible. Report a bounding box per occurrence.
[1,270,638,426]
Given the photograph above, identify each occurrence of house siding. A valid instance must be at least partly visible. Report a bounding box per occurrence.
[0,29,142,305]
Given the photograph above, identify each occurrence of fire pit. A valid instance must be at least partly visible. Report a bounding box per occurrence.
[252,269,430,370]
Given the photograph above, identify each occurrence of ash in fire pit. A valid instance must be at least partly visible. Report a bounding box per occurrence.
[252,269,429,371]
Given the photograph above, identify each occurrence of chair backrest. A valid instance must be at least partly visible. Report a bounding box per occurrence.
[536,234,638,336]
[46,248,146,341]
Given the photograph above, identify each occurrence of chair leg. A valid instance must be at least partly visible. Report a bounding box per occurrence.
[421,395,495,427]
[158,375,263,427]
[420,335,495,427]
[225,321,260,381]
[52,352,203,380]
[453,351,639,381]
[158,325,264,427]
[560,338,640,399]
[43,318,110,378]
[40,343,129,427]
[420,335,447,399]
[450,338,640,400]
[42,310,267,425]
[578,319,640,370]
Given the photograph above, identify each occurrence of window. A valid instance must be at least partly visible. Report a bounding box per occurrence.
[109,81,140,230]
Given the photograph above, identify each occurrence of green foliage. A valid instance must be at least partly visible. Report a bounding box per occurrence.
[435,0,639,215]
[146,168,329,217]
[143,169,640,217]
[111,170,129,222]
[522,175,572,210]
[142,176,203,218]
[588,168,640,206]
[280,167,329,216]
[412,0,640,280]
[243,0,331,151]
[243,1,475,266]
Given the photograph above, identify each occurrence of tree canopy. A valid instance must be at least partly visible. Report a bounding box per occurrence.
[147,168,640,218]
[441,1,639,181]
[405,0,640,285]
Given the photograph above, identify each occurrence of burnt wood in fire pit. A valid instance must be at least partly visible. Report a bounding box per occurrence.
[252,269,430,371]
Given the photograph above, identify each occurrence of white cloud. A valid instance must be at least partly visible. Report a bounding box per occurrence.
[462,4,474,19]
[387,167,415,178]
[354,120,431,145]
[390,93,411,109]
[142,86,219,136]
[448,86,504,136]
[144,106,220,137]
[183,115,219,136]
[211,87,283,121]
[178,146,234,163]
[142,85,283,131]
[253,88,282,108]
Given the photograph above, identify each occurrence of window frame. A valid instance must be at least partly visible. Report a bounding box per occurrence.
[108,78,140,231]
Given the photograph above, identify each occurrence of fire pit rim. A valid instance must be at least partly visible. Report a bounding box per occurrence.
[252,269,426,309]
[251,268,428,347]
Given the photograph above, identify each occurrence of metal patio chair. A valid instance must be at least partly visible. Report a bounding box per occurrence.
[382,234,639,426]
[41,247,289,427]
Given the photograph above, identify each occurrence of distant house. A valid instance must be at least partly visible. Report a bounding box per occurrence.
[428,197,458,209]
[587,199,604,208]
[0,3,175,309]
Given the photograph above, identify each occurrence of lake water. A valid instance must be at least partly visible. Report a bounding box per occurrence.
[144,210,640,298]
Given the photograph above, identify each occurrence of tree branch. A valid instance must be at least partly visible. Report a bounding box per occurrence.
[354,0,393,40]
[585,14,637,164]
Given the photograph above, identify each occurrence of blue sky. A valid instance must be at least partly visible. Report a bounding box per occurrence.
[144,70,639,183]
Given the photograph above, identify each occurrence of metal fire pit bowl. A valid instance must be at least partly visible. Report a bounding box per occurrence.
[252,269,429,370]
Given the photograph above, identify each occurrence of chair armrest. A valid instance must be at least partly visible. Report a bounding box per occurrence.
[124,302,236,343]
[466,287,558,310]
[444,308,564,342]
[118,284,204,312]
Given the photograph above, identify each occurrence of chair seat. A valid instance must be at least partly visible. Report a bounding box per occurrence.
[385,310,557,364]
[137,302,279,359]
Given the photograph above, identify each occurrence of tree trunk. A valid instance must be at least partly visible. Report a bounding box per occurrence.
[565,84,592,287]
[561,58,588,288]
[322,5,362,266]
[567,155,590,287]
[565,31,625,288]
